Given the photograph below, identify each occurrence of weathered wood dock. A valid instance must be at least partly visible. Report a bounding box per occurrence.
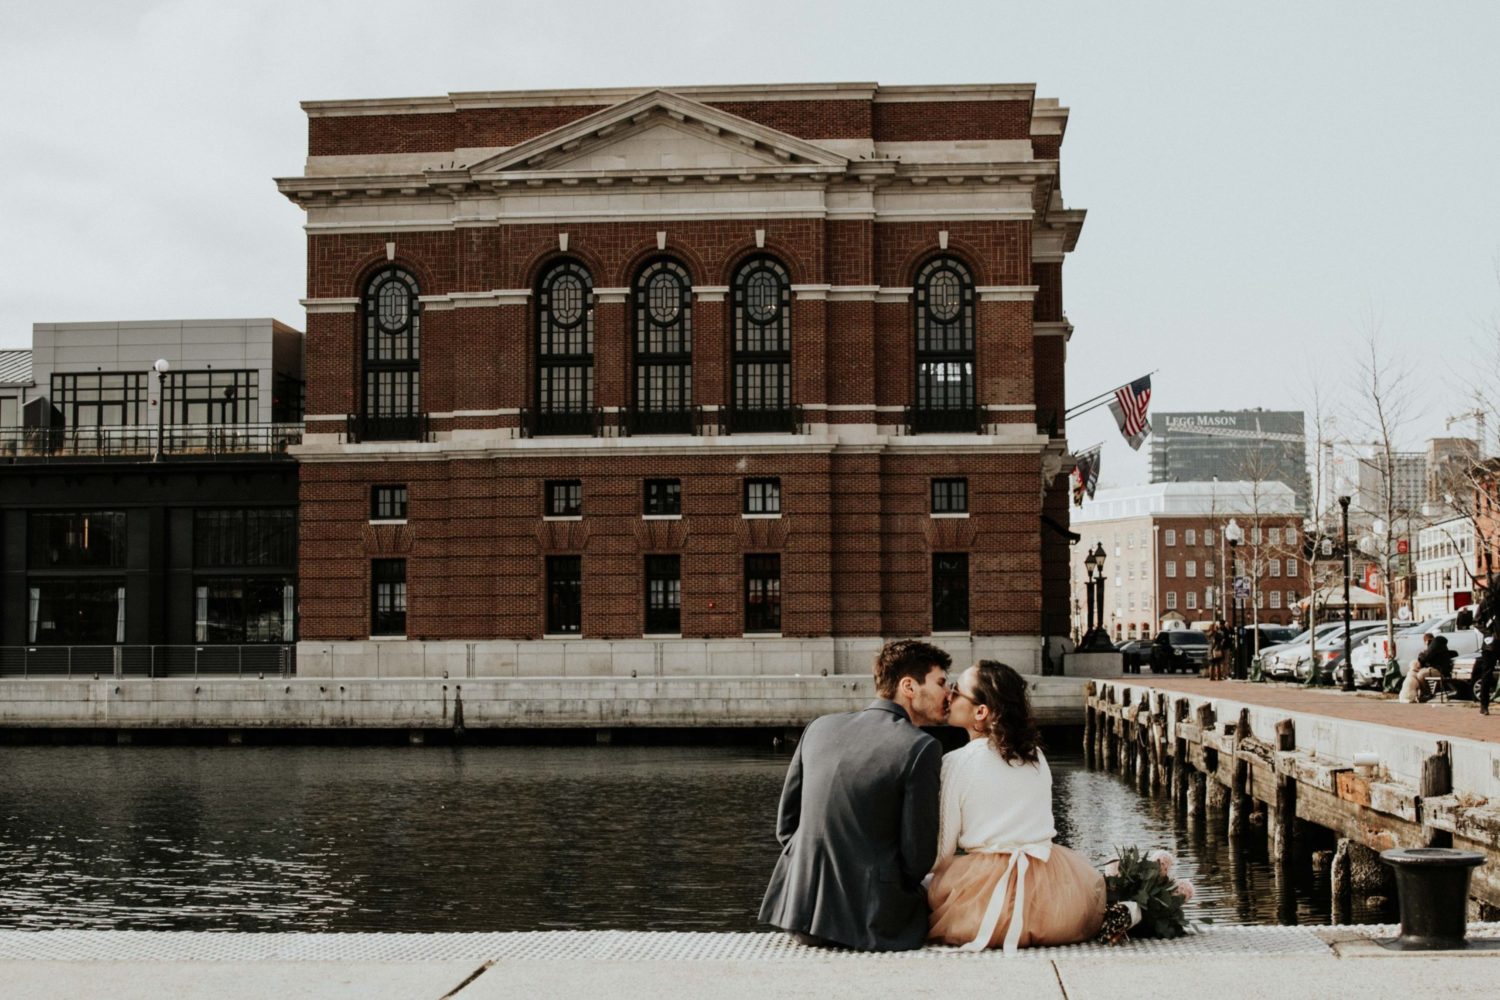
[1085,679,1500,918]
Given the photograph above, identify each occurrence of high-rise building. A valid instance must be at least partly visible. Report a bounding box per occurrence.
[1149,410,1309,509]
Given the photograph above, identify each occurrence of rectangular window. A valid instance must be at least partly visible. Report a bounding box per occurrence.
[1204,528,1215,546]
[1269,591,1282,609]
[1270,558,1282,577]
[194,577,295,644]
[1187,591,1198,610]
[644,479,682,516]
[194,509,296,568]
[645,555,681,634]
[1165,560,1177,578]
[1205,560,1216,578]
[931,478,968,514]
[1164,529,1176,546]
[165,369,259,425]
[745,478,782,515]
[1252,527,1262,545]
[1185,529,1197,546]
[26,580,125,644]
[371,485,408,520]
[744,554,782,633]
[1286,590,1298,607]
[1205,587,1215,609]
[1286,557,1298,576]
[1128,592,1136,611]
[932,553,970,632]
[1268,527,1281,545]
[1285,526,1297,547]
[1166,591,1178,610]
[1186,560,1197,578]
[546,555,583,635]
[371,559,406,636]
[28,512,127,568]
[51,372,147,428]
[545,480,582,518]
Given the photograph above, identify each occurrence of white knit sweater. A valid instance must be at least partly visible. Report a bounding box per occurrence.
[934,738,1056,866]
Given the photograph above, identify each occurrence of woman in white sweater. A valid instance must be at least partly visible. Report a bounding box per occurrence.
[927,660,1105,952]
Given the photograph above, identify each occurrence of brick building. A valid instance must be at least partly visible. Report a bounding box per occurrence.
[1071,482,1308,639]
[277,83,1085,676]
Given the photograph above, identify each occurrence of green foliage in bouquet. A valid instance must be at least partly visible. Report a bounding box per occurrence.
[1103,847,1190,939]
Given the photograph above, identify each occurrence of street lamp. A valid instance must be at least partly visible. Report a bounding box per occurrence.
[1444,570,1454,612]
[1339,495,1353,691]
[1225,519,1244,678]
[152,358,170,461]
[1092,542,1108,639]
[1083,544,1099,638]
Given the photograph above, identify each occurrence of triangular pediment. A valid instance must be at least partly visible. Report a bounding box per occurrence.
[465,90,847,178]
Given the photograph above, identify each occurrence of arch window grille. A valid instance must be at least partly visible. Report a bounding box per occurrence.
[911,256,977,433]
[631,259,693,434]
[535,261,595,435]
[730,257,793,433]
[359,268,423,440]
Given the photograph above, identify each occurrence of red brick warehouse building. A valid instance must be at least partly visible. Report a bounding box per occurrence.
[278,82,1085,679]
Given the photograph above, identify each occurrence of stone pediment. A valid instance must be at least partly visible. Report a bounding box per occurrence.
[465,89,846,180]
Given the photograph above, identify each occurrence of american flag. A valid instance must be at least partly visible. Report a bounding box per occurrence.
[1108,375,1152,450]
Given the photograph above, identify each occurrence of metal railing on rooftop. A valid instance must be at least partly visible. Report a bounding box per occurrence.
[0,424,303,462]
[0,644,296,679]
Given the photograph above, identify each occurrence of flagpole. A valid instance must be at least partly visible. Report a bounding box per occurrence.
[1063,370,1159,419]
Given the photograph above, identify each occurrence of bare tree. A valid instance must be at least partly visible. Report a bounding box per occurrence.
[1349,331,1424,679]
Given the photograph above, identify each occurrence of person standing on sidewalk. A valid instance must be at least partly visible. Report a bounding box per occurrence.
[1473,577,1498,715]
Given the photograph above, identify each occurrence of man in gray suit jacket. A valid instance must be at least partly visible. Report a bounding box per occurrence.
[759,639,951,951]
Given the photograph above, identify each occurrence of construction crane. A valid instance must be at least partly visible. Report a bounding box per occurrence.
[1444,403,1488,460]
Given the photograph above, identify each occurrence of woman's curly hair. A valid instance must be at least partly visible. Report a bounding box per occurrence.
[969,660,1043,765]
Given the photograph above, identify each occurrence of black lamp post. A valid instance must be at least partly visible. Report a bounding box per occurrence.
[1092,541,1108,639]
[1340,495,1354,691]
[1083,545,1098,638]
[152,357,170,461]
[1225,518,1243,678]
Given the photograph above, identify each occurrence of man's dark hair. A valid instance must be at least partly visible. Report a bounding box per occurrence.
[873,639,951,698]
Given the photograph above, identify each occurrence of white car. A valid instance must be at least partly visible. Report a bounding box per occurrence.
[1259,623,1346,679]
[1289,623,1389,682]
[1349,612,1483,688]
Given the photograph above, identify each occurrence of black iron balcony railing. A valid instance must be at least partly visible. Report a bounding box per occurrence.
[0,644,296,679]
[624,406,696,436]
[345,413,431,443]
[521,407,602,438]
[905,404,985,435]
[725,404,802,435]
[0,423,303,462]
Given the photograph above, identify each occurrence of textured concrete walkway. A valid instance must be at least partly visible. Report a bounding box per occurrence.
[1118,676,1500,743]
[1,928,1497,999]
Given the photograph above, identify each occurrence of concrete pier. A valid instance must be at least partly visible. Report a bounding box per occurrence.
[0,675,1090,731]
[0,927,1496,999]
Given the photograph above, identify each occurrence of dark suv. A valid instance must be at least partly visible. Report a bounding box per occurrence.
[1150,629,1209,673]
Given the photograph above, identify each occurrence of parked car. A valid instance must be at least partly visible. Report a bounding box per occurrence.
[1257,622,1347,679]
[1150,629,1209,673]
[1289,623,1389,683]
[1349,613,1484,688]
[1115,639,1152,672]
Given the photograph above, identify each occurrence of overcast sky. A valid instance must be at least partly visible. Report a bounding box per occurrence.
[2,1,1497,484]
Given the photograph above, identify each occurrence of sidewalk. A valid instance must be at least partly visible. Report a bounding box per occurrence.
[1113,676,1500,744]
[0,928,1496,999]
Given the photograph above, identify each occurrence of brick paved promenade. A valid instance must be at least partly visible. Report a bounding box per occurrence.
[1122,677,1500,744]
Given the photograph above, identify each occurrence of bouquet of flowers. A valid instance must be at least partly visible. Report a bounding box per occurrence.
[1096,847,1194,944]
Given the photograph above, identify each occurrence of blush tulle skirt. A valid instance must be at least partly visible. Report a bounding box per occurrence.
[927,844,1106,949]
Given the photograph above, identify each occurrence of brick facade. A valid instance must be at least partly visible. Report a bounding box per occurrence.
[282,83,1085,664]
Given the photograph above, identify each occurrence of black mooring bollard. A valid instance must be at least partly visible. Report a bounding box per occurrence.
[1378,847,1485,950]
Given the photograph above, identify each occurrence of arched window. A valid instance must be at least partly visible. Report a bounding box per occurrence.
[631,259,693,435]
[912,256,977,433]
[730,257,793,433]
[360,267,422,440]
[535,261,594,436]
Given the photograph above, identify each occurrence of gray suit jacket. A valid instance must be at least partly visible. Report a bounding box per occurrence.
[758,699,943,951]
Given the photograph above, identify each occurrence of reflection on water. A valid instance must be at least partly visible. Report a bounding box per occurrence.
[0,741,1390,932]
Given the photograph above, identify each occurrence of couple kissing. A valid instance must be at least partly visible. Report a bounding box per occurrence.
[759,639,1106,952]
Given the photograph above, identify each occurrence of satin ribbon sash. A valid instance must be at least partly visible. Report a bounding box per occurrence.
[960,840,1054,955]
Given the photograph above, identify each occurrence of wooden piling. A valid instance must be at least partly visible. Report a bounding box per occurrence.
[1172,697,1190,810]
[1420,740,1453,849]
[1083,681,1097,763]
[1228,708,1251,838]
[1271,719,1296,867]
